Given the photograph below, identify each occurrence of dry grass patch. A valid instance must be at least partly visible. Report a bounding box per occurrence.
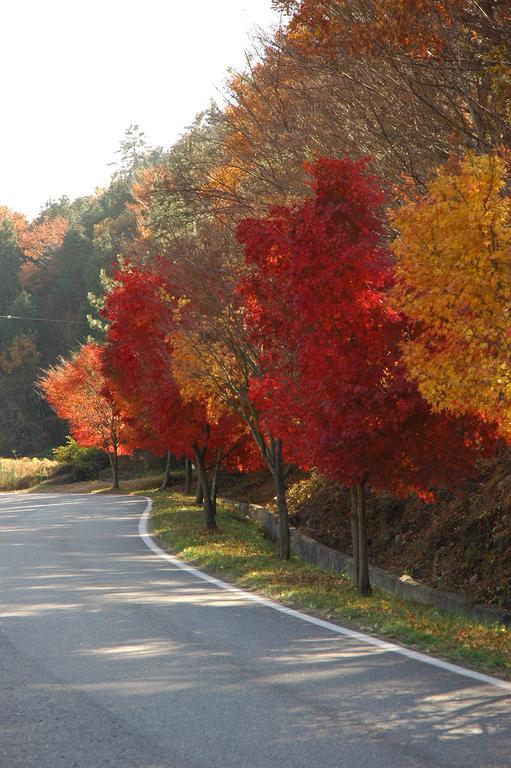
[0,457,60,491]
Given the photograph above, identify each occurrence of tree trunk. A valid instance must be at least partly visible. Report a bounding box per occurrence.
[356,481,372,596]
[273,438,290,560]
[109,449,119,490]
[161,449,172,490]
[210,450,222,508]
[243,414,290,561]
[349,485,360,587]
[184,458,192,495]
[195,472,204,505]
[194,447,217,532]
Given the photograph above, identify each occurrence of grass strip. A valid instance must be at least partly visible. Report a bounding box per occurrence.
[151,489,511,679]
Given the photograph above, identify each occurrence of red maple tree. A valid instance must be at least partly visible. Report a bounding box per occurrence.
[102,264,256,530]
[238,157,496,593]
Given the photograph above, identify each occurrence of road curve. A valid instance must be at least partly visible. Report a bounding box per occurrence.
[0,492,509,768]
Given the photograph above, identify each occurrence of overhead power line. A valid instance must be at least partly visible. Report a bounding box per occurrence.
[0,314,89,325]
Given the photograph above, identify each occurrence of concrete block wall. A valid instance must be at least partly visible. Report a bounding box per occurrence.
[226,498,511,627]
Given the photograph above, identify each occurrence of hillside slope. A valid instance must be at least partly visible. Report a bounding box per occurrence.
[219,459,511,609]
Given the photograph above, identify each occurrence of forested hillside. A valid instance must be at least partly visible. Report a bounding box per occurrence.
[0,127,158,455]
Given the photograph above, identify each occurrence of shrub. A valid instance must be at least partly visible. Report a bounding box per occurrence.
[52,437,109,481]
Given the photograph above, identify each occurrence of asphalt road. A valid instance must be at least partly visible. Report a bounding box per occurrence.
[0,493,509,768]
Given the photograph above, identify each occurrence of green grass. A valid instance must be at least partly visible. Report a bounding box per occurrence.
[148,490,511,681]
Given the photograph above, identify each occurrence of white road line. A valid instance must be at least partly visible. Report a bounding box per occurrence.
[138,497,511,693]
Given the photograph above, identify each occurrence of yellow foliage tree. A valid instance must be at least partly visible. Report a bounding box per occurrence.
[171,326,249,426]
[391,152,511,433]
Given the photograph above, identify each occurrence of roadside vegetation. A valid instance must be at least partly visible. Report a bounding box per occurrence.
[52,438,110,482]
[19,453,511,614]
[150,490,511,681]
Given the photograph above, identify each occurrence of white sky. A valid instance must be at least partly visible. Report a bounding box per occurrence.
[0,0,281,219]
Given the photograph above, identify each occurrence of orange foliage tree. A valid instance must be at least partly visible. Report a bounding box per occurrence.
[40,343,131,488]
[0,335,39,375]
[272,0,511,173]
[18,217,69,292]
[0,206,27,237]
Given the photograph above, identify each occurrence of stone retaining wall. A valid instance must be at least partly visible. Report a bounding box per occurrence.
[226,498,511,627]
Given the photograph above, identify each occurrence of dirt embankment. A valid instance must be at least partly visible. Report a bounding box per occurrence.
[218,461,511,609]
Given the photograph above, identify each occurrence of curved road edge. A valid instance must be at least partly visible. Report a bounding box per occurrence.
[137,495,511,693]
